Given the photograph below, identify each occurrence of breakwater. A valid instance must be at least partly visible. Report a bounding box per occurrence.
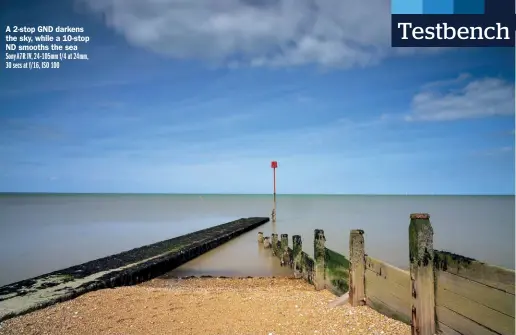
[259,230,350,296]
[0,217,269,322]
[260,213,515,335]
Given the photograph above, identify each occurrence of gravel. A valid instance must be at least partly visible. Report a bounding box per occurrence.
[0,277,410,335]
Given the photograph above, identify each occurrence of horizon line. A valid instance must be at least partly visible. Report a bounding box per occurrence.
[0,192,513,196]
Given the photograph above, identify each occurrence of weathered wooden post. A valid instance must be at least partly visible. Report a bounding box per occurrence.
[280,234,288,251]
[271,161,278,222]
[271,233,278,256]
[258,232,264,243]
[349,229,366,306]
[314,229,326,290]
[292,235,302,278]
[263,236,271,248]
[409,213,435,335]
[280,234,289,266]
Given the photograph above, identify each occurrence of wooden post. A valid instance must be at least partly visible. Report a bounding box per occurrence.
[349,229,365,306]
[314,229,326,290]
[263,236,271,248]
[271,161,278,222]
[280,234,289,266]
[409,213,435,335]
[292,235,302,277]
[258,232,264,243]
[280,234,288,251]
[271,233,278,256]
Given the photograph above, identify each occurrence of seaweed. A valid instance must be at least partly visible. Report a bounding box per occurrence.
[433,250,474,271]
[324,247,350,294]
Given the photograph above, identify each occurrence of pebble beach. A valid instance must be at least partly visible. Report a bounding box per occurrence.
[0,277,410,335]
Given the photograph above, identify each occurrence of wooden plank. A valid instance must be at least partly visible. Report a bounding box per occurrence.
[365,269,411,321]
[434,250,515,295]
[365,267,411,306]
[366,269,411,314]
[324,248,349,295]
[366,296,411,325]
[325,248,350,269]
[436,285,515,335]
[436,306,498,335]
[301,251,315,285]
[365,256,410,289]
[437,271,515,318]
[437,322,462,335]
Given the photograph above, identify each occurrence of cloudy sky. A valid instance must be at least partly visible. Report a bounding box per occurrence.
[0,0,514,194]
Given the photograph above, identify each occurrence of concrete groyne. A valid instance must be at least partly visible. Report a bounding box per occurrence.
[0,217,269,322]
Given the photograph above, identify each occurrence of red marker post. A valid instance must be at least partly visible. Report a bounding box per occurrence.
[271,161,278,222]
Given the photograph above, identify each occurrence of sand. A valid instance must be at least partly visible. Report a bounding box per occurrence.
[0,277,410,335]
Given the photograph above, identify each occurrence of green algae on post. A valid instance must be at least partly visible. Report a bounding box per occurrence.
[433,250,474,272]
[314,229,326,290]
[271,233,279,257]
[292,235,302,277]
[408,213,435,335]
[324,248,350,295]
[280,234,289,266]
[408,213,433,267]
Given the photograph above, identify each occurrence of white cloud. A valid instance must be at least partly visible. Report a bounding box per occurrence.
[79,0,439,68]
[406,76,515,122]
[421,73,471,89]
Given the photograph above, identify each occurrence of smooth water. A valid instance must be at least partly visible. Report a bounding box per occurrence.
[0,194,513,286]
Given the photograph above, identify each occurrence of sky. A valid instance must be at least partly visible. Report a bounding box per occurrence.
[0,0,514,195]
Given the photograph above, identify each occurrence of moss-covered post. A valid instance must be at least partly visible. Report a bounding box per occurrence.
[271,233,278,256]
[314,229,326,290]
[263,236,271,248]
[258,232,264,243]
[280,234,288,251]
[409,213,435,335]
[292,235,302,277]
[349,229,365,306]
[280,234,289,266]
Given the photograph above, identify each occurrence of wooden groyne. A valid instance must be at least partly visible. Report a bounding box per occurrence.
[259,213,515,335]
[0,217,269,322]
[261,229,350,296]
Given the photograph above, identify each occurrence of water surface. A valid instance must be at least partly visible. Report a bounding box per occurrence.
[0,194,513,286]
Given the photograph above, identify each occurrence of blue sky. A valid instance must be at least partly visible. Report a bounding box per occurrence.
[0,0,514,194]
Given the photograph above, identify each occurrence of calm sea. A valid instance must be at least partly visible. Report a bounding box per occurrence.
[0,194,514,286]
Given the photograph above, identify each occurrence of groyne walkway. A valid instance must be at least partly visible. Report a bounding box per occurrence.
[0,217,269,322]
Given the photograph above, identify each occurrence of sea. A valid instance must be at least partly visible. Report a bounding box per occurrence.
[0,194,514,287]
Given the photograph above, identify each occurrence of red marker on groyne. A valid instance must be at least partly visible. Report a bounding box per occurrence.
[271,161,278,222]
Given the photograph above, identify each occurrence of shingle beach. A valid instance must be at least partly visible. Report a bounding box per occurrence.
[0,277,410,335]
